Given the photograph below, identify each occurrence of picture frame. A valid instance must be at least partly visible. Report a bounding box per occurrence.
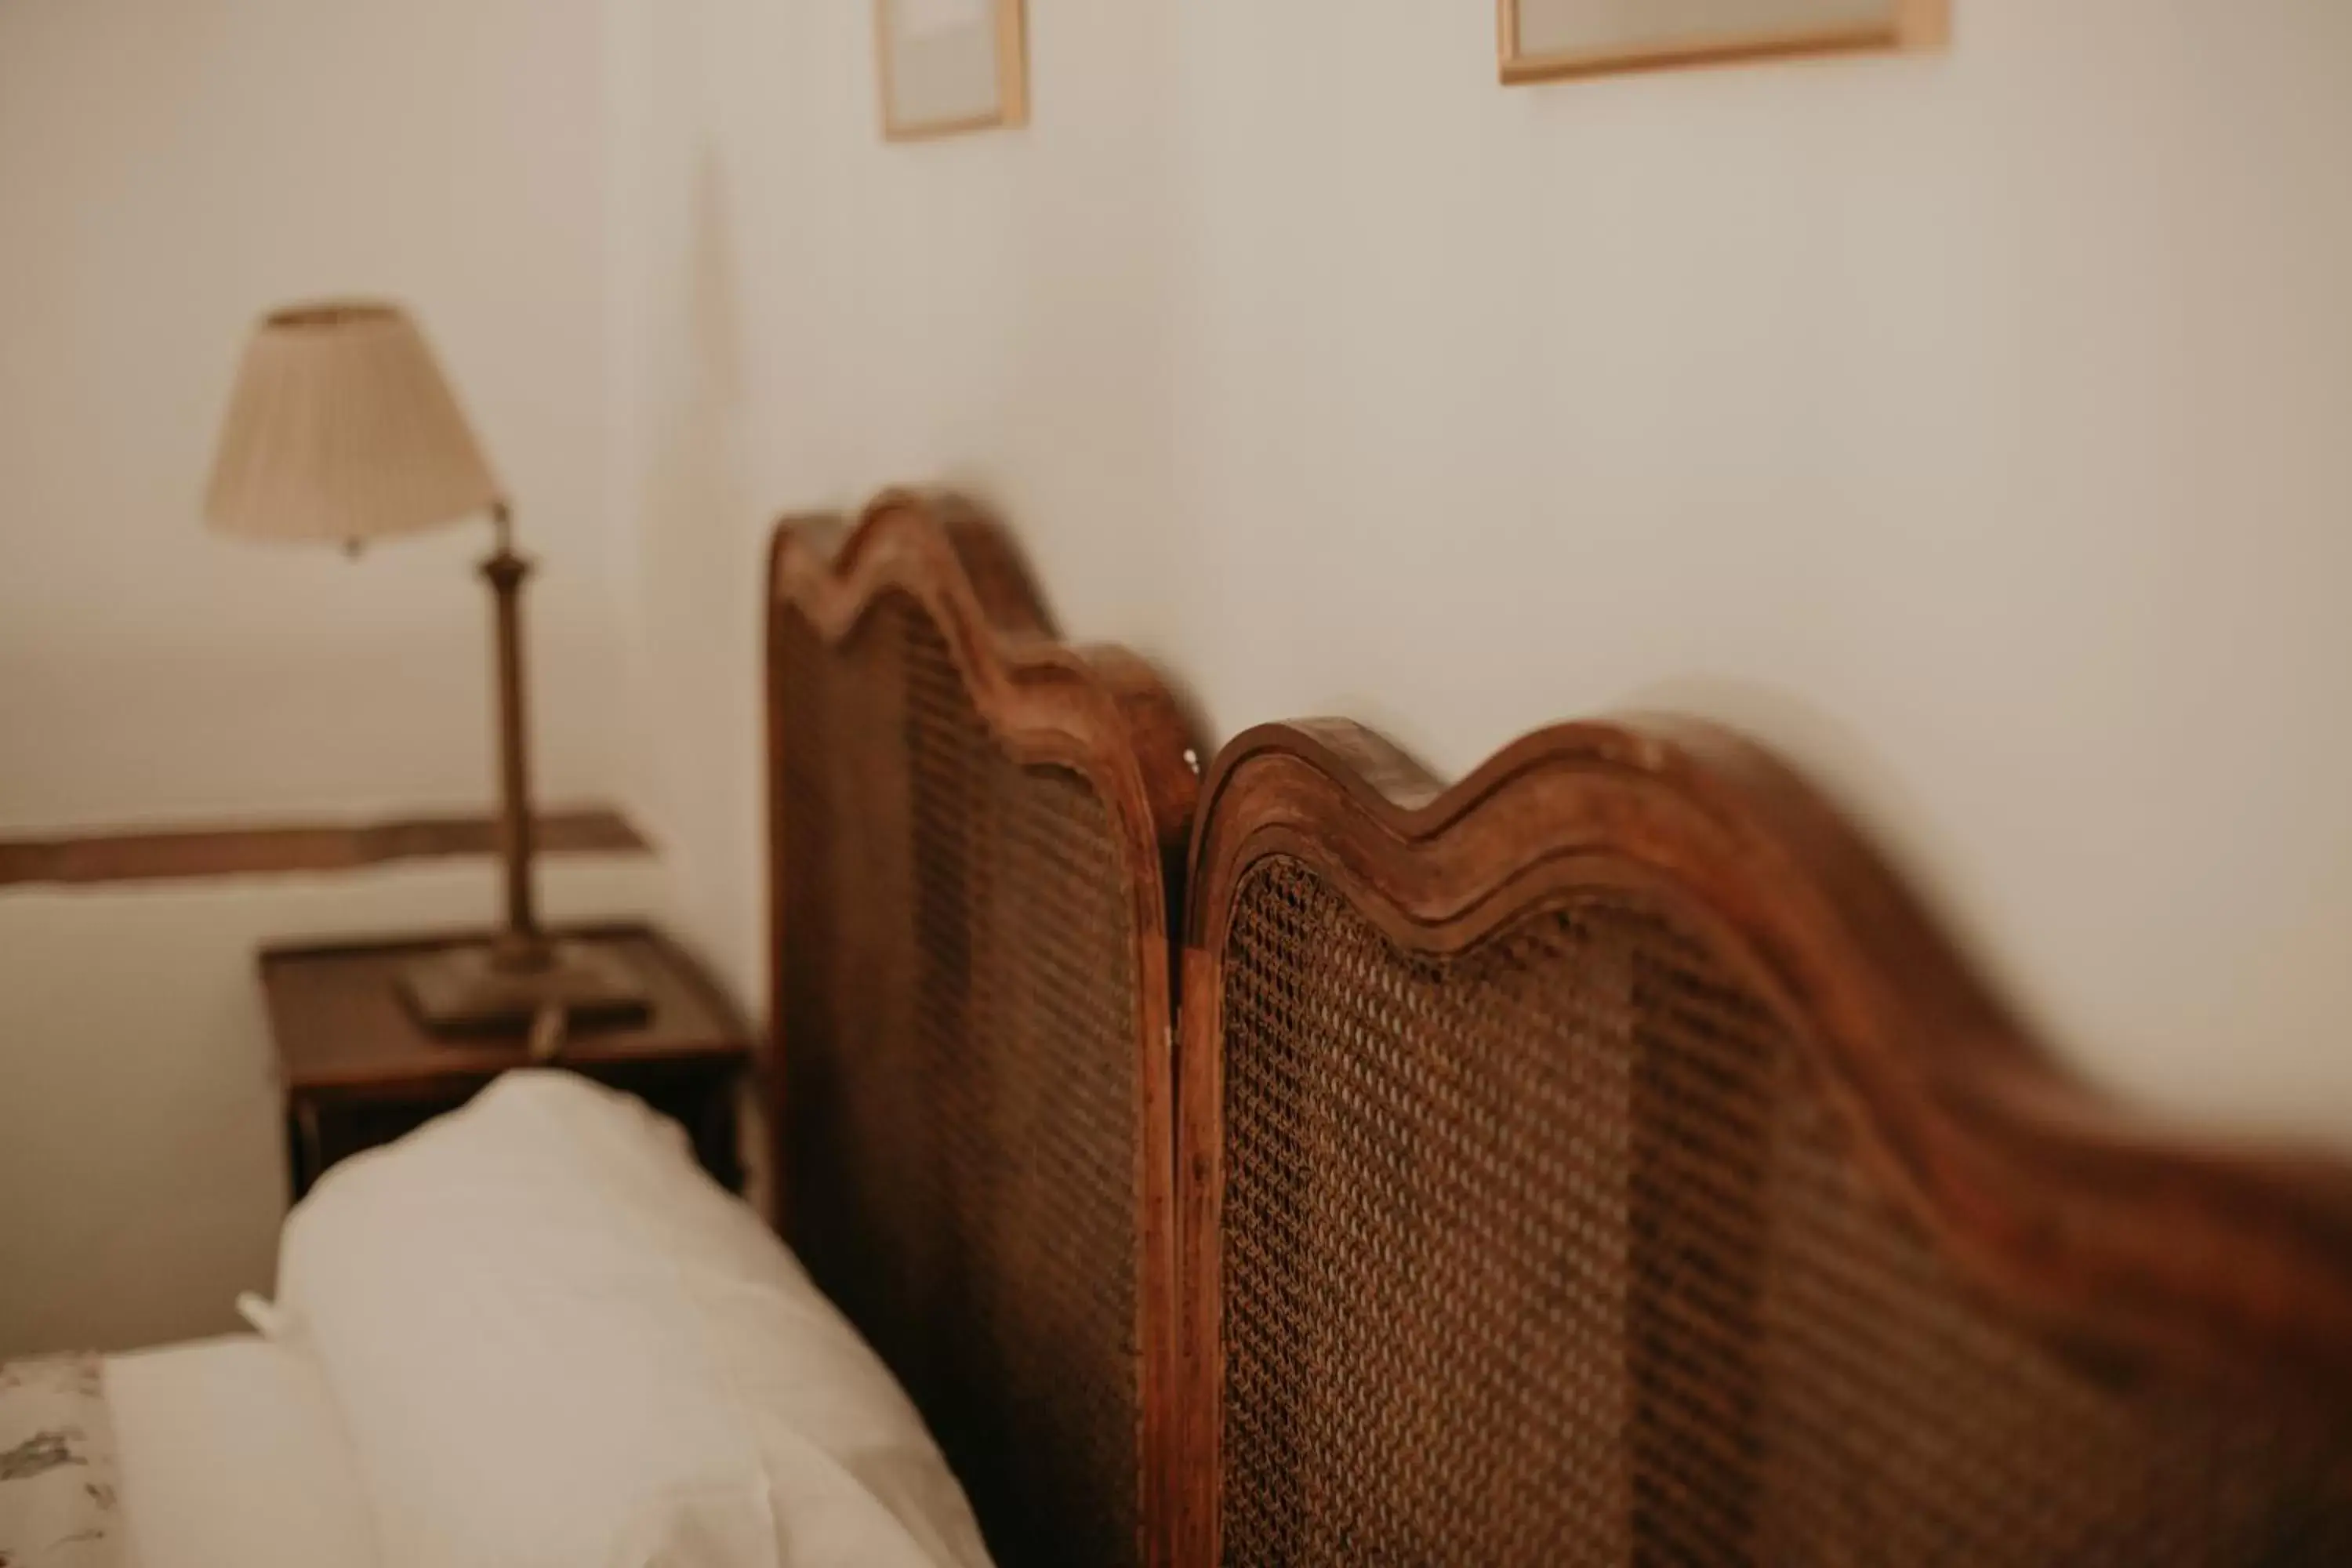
[1498,0,1946,85]
[877,0,1029,141]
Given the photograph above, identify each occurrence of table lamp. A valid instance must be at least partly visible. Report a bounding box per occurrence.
[205,301,647,1037]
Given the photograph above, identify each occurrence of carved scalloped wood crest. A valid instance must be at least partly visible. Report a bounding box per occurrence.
[1178,714,2352,1541]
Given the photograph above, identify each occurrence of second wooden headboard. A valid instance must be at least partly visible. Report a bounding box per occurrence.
[766,491,2352,1566]
[1174,717,2352,1566]
[767,492,1196,1568]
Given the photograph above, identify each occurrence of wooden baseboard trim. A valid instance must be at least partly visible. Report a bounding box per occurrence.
[0,808,651,889]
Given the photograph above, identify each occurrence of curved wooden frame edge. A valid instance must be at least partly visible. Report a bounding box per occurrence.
[1176,713,2352,1536]
[765,488,1200,1566]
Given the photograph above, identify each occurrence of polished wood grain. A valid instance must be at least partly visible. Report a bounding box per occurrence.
[265,924,745,1094]
[1175,715,2352,1560]
[263,922,752,1198]
[767,489,1199,1566]
[0,808,648,889]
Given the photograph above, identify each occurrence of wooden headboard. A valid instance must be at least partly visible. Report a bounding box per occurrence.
[766,492,1196,1568]
[1174,717,2352,1565]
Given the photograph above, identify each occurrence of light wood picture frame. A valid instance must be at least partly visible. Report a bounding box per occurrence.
[1499,0,1946,85]
[877,0,1028,141]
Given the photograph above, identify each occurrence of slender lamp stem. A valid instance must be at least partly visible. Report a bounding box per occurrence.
[482,500,546,970]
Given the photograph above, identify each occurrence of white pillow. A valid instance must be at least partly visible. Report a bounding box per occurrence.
[271,1069,994,1568]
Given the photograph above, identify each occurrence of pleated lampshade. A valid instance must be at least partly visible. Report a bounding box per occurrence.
[205,302,500,545]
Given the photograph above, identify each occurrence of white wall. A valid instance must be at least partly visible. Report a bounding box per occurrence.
[9,0,2347,1351]
[0,0,630,829]
[0,1,660,1353]
[608,0,2352,1141]
[0,860,668,1358]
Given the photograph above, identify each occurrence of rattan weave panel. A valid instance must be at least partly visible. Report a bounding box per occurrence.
[1216,855,2352,1566]
[778,592,1142,1568]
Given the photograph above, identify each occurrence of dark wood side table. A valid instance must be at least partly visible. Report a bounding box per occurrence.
[263,923,752,1203]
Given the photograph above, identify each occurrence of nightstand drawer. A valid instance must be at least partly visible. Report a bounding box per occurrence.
[288,1064,742,1200]
[264,924,752,1203]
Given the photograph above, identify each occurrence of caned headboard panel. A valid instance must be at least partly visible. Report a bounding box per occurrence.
[768,493,1196,1568]
[1177,717,2352,1566]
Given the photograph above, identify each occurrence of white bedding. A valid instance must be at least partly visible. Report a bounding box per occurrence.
[104,1334,377,1568]
[80,1071,984,1568]
[272,1071,993,1568]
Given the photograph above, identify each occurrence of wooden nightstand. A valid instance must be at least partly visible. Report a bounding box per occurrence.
[262,923,752,1202]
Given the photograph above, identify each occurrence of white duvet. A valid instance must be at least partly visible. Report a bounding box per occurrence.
[108,1070,992,1568]
[108,1334,379,1568]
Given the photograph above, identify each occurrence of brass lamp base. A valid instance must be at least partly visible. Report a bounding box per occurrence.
[399,939,651,1036]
